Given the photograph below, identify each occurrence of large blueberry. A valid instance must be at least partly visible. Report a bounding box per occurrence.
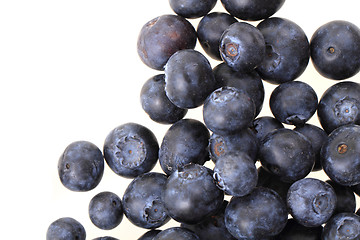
[46,217,86,240]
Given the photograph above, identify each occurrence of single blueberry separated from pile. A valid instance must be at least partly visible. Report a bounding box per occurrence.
[46,217,86,240]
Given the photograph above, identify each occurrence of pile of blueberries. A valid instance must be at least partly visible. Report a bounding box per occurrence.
[47,0,360,239]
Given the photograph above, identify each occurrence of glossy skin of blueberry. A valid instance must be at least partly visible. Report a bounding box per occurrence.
[310,20,360,80]
[317,81,360,134]
[58,141,104,192]
[213,63,264,117]
[162,164,224,225]
[326,180,356,215]
[294,123,328,171]
[169,0,217,19]
[320,124,360,186]
[220,0,285,21]
[181,201,237,240]
[137,14,197,70]
[140,74,187,124]
[46,217,86,240]
[225,187,288,239]
[122,172,170,229]
[153,227,200,240]
[256,17,310,84]
[203,87,255,135]
[252,116,284,142]
[256,167,291,201]
[197,12,238,61]
[137,230,161,240]
[219,22,265,72]
[164,49,216,109]
[277,218,323,240]
[213,152,258,197]
[159,118,210,175]
[322,213,360,240]
[287,178,336,227]
[88,191,124,230]
[103,123,159,178]
[209,128,259,163]
[92,237,119,240]
[259,128,315,183]
[270,81,318,126]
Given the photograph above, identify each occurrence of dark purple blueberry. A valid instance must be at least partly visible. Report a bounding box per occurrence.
[103,123,159,178]
[137,230,161,240]
[203,87,256,135]
[252,116,284,142]
[88,191,123,230]
[159,118,210,175]
[122,172,170,229]
[46,217,86,240]
[213,63,264,117]
[326,180,356,215]
[269,81,318,126]
[197,12,238,60]
[209,128,259,163]
[294,124,328,171]
[153,227,200,240]
[322,213,360,240]
[277,218,323,240]
[310,20,360,80]
[317,81,360,134]
[320,124,360,186]
[259,128,315,183]
[92,237,119,240]
[137,14,197,70]
[224,187,288,239]
[140,74,187,124]
[169,0,217,19]
[287,178,336,227]
[162,164,224,225]
[219,22,265,72]
[181,201,237,240]
[220,0,285,21]
[256,17,310,84]
[164,49,216,109]
[213,152,258,197]
[58,141,104,192]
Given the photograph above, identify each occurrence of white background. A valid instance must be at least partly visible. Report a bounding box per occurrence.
[0,0,360,239]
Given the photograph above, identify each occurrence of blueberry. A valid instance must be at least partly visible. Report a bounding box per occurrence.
[103,122,159,178]
[181,201,237,240]
[259,128,315,182]
[58,141,104,192]
[46,217,86,240]
[320,124,360,186]
[122,172,170,229]
[164,49,216,109]
[140,74,187,124]
[219,22,265,72]
[137,230,161,240]
[224,187,288,239]
[213,152,258,197]
[203,87,255,135]
[277,218,323,240]
[294,123,328,171]
[92,237,119,240]
[317,81,360,134]
[256,17,310,84]
[153,227,200,240]
[287,178,336,227]
[162,164,224,224]
[137,14,197,70]
[220,0,285,21]
[252,116,284,142]
[159,118,210,175]
[209,128,259,163]
[310,20,360,80]
[88,191,124,230]
[169,0,217,19]
[322,213,360,240]
[269,81,318,126]
[197,12,238,61]
[326,180,356,215]
[213,62,265,117]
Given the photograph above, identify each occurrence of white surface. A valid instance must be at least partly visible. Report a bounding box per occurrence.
[0,0,359,239]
